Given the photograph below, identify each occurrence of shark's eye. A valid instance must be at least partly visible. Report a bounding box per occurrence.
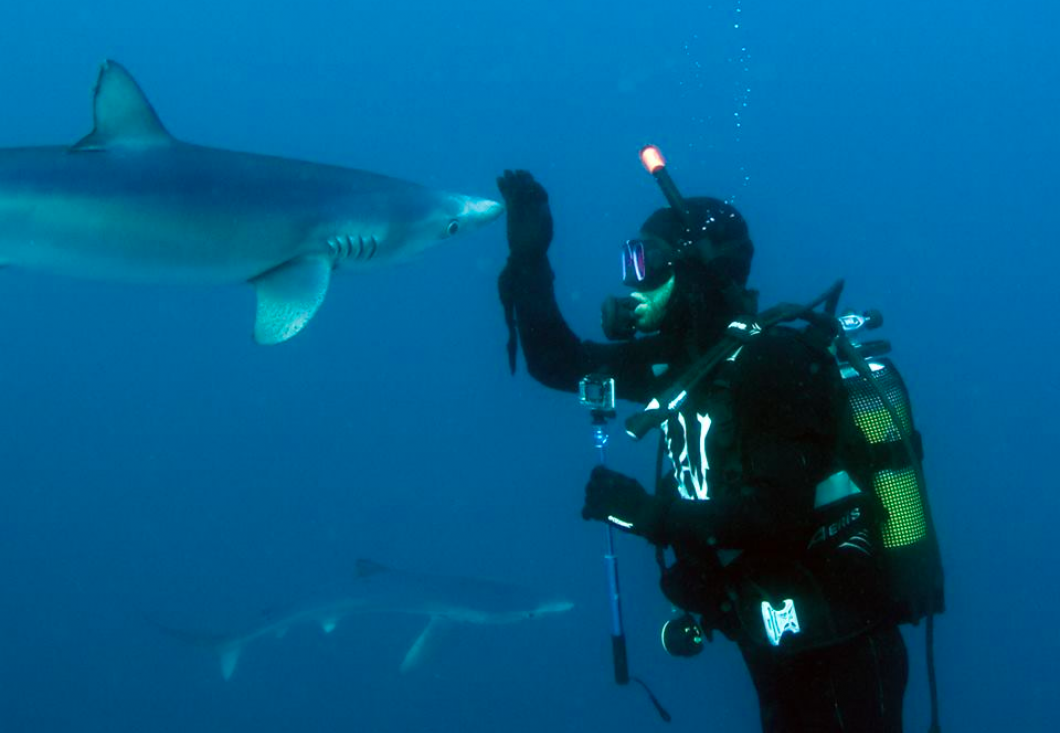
[446,220,460,236]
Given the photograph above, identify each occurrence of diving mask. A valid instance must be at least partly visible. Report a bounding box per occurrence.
[621,238,676,290]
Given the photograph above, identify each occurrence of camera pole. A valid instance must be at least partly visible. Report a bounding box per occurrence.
[580,377,671,722]
[590,406,630,685]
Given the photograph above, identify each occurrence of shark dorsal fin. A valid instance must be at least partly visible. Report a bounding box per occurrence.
[72,60,174,151]
[355,559,389,578]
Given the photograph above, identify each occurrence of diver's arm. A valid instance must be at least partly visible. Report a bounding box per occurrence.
[497,170,657,401]
[499,253,583,391]
[502,254,662,399]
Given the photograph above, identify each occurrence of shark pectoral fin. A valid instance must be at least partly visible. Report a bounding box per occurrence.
[251,255,332,345]
[72,60,174,151]
[220,645,243,681]
[400,616,454,673]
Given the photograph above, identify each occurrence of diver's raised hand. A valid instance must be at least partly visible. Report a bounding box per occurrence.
[496,170,553,261]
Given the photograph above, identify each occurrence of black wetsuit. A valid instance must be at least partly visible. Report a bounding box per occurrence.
[504,255,907,732]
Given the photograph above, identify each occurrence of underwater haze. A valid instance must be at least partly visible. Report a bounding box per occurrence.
[0,1,1056,731]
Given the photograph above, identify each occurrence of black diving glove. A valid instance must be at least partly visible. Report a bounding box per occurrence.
[582,465,668,544]
[496,169,553,261]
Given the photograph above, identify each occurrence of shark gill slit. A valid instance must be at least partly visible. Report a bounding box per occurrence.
[326,235,380,262]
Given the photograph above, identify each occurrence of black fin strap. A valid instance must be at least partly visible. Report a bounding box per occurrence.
[498,263,519,374]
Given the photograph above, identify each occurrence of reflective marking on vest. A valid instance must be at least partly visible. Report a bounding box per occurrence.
[662,409,713,501]
[728,320,762,336]
[814,470,862,508]
[761,599,801,646]
[668,389,688,412]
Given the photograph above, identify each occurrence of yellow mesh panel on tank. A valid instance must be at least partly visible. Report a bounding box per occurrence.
[845,363,927,548]
[853,404,895,443]
[880,375,912,435]
[874,468,927,547]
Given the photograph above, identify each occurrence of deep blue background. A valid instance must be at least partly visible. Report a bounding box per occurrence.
[1,1,1055,731]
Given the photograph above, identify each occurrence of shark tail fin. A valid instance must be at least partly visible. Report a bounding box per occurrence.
[144,615,246,682]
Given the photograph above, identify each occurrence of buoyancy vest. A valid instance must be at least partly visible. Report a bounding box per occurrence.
[636,282,944,651]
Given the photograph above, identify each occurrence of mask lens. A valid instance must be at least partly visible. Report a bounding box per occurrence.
[635,243,647,280]
[622,240,649,286]
[623,239,674,289]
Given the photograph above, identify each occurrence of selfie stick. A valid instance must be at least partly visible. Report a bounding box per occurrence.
[594,411,630,685]
[579,377,672,722]
[578,376,628,684]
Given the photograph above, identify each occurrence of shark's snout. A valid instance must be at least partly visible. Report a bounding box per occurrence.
[439,195,504,241]
[465,196,505,225]
[482,198,505,222]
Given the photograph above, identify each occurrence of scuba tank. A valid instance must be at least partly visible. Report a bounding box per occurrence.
[836,312,945,625]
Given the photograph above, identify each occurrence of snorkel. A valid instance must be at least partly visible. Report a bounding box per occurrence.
[639,145,696,230]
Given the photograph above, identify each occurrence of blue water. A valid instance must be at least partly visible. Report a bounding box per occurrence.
[0,1,1055,731]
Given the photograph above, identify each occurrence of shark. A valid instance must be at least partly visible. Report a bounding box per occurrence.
[0,61,504,344]
[156,559,574,680]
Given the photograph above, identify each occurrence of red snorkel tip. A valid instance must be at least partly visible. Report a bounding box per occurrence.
[640,145,666,174]
[639,144,693,228]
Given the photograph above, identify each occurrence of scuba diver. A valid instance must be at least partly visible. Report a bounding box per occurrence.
[495,155,943,732]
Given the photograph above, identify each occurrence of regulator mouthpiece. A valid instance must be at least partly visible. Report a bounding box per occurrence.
[601,296,638,341]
